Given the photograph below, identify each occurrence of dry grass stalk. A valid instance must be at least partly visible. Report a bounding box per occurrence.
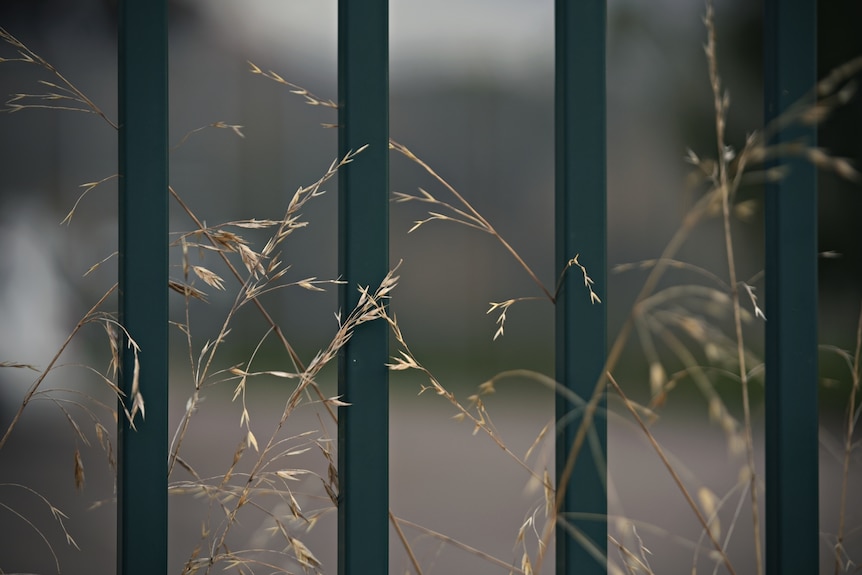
[608,372,737,575]
[832,302,862,575]
[0,27,116,128]
[386,312,547,484]
[61,174,118,225]
[389,511,424,575]
[0,483,80,572]
[249,61,336,109]
[393,516,528,574]
[557,517,610,572]
[390,139,560,307]
[0,284,133,450]
[609,533,653,575]
[702,3,763,570]
[173,121,245,150]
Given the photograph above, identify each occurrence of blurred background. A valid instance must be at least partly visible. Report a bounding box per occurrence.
[0,0,860,573]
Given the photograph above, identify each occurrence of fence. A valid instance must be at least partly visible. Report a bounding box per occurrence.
[115,1,817,574]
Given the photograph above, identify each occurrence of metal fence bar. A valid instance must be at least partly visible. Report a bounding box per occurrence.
[555,1,608,573]
[763,1,819,574]
[117,1,169,574]
[337,0,389,573]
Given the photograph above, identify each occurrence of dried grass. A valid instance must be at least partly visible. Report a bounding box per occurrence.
[2,3,861,574]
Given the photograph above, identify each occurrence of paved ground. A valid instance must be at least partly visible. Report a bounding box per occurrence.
[0,385,859,574]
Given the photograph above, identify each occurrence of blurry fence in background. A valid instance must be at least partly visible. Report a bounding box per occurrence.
[116,1,817,574]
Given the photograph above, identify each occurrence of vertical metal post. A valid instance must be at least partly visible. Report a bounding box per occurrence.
[555,1,607,573]
[337,0,389,573]
[764,1,819,574]
[117,1,169,574]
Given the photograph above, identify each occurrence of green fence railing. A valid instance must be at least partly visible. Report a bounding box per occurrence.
[555,1,607,572]
[114,1,820,574]
[117,2,169,574]
[336,0,390,572]
[764,1,819,574]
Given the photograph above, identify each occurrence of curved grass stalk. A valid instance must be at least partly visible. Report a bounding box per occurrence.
[394,515,529,574]
[0,285,120,450]
[608,373,737,575]
[0,27,117,129]
[390,139,555,304]
[704,2,763,571]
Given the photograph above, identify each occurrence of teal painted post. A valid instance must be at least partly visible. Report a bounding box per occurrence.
[555,1,607,573]
[337,0,389,573]
[764,1,818,574]
[117,1,169,574]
